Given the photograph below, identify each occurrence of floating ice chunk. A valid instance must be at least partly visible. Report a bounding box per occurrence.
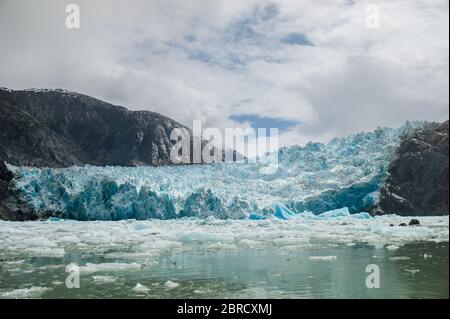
[57,235,81,244]
[164,280,180,289]
[274,237,305,246]
[207,242,237,251]
[79,262,141,274]
[3,260,26,265]
[132,283,150,293]
[134,223,153,231]
[386,245,400,251]
[404,269,420,275]
[280,245,307,251]
[0,286,52,299]
[24,247,65,258]
[146,239,182,250]
[308,256,337,261]
[389,256,411,261]
[51,281,64,286]
[7,268,20,272]
[351,212,372,219]
[318,207,350,218]
[20,237,57,247]
[92,275,118,283]
[239,239,263,247]
[178,231,234,244]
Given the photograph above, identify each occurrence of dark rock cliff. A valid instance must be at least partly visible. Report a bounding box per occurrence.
[0,161,38,220]
[372,121,449,216]
[0,88,192,167]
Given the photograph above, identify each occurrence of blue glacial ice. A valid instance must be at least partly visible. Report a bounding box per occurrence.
[6,122,421,221]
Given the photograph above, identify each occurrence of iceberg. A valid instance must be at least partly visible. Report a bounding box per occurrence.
[273,203,296,220]
[6,123,421,221]
[164,280,180,289]
[317,207,351,218]
[78,262,141,274]
[308,256,338,261]
[132,283,150,293]
[0,286,52,299]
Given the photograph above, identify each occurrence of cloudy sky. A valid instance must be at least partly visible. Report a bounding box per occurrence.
[0,0,448,146]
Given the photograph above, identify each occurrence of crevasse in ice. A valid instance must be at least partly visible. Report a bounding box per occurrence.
[7,122,420,220]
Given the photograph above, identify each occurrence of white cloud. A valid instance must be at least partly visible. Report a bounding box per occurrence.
[0,0,448,146]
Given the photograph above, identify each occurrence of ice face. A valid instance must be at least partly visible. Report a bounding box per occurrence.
[7,122,421,221]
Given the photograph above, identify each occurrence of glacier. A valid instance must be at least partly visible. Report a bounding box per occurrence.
[6,122,421,221]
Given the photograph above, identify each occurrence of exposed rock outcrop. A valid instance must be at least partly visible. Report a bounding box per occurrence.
[0,161,38,220]
[0,88,193,167]
[373,121,449,216]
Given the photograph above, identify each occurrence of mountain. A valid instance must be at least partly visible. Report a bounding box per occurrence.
[0,88,193,167]
[373,120,449,216]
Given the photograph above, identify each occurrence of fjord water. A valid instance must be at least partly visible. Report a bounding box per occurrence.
[0,216,448,299]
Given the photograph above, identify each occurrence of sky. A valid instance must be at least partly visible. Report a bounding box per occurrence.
[0,0,448,148]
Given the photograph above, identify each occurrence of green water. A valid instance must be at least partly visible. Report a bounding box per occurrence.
[1,242,448,299]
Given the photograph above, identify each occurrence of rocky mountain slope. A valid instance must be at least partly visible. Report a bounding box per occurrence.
[0,88,192,167]
[0,161,37,220]
[373,120,449,216]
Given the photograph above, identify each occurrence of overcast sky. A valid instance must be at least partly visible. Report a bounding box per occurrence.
[0,0,448,146]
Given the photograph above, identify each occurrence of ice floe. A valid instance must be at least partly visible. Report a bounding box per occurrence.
[92,276,118,283]
[389,256,411,261]
[0,215,447,265]
[0,286,52,299]
[308,256,337,261]
[132,283,150,293]
[78,262,141,274]
[164,280,180,289]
